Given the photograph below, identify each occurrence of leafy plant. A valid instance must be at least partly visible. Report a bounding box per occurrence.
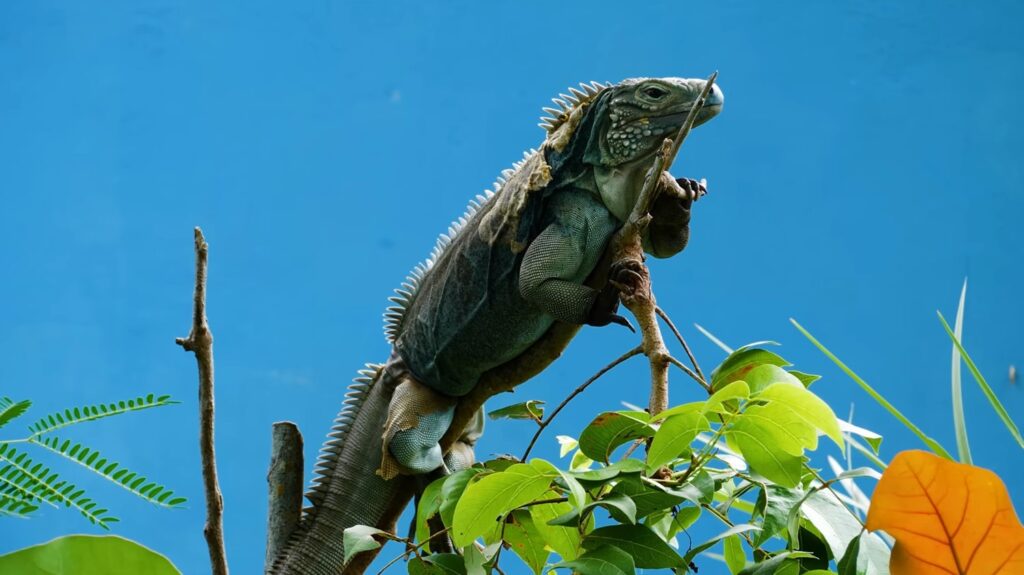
[347,344,887,574]
[0,393,184,529]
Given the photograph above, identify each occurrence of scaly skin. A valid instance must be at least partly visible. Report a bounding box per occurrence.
[270,77,723,575]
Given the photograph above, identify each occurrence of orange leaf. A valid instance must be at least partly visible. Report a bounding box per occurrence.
[867,450,1024,574]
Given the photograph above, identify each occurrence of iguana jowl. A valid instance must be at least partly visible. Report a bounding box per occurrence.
[270,77,724,574]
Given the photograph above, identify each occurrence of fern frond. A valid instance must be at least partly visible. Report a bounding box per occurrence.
[0,443,117,528]
[27,394,177,437]
[30,436,186,508]
[0,397,32,430]
[0,494,38,518]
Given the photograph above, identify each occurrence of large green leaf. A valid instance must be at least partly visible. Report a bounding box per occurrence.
[753,485,805,546]
[723,534,746,574]
[710,347,789,391]
[529,492,581,561]
[797,491,888,575]
[0,535,180,574]
[451,462,553,547]
[755,383,843,448]
[742,364,803,394]
[439,468,486,528]
[582,524,684,569]
[551,545,636,575]
[415,475,446,547]
[647,409,710,470]
[502,510,549,575]
[578,412,654,463]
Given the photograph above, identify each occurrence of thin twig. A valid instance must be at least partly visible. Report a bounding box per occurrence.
[175,227,229,575]
[656,307,706,386]
[667,355,710,393]
[521,346,643,460]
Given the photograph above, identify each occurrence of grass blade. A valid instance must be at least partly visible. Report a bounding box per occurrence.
[937,311,1024,449]
[790,318,953,460]
[951,280,972,464]
[693,323,734,354]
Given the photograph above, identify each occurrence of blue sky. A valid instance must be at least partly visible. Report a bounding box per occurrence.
[1,1,1022,573]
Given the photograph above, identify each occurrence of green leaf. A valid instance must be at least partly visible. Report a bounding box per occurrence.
[756,383,844,448]
[0,444,116,528]
[0,494,39,518]
[569,458,646,487]
[949,279,972,464]
[416,476,446,547]
[582,524,684,568]
[488,400,545,422]
[440,468,486,527]
[705,381,750,414]
[29,435,184,508]
[551,545,636,575]
[681,524,760,565]
[529,492,581,561]
[788,370,822,388]
[645,506,700,542]
[753,485,805,546]
[710,347,789,391]
[729,405,811,487]
[0,535,180,574]
[343,525,388,563]
[451,463,553,547]
[611,476,686,519]
[723,534,746,574]
[797,490,888,574]
[548,492,636,526]
[837,420,883,454]
[791,319,952,459]
[736,552,812,575]
[503,510,549,575]
[938,310,1024,449]
[836,531,861,575]
[579,412,654,463]
[647,409,710,470]
[27,394,178,437]
[556,435,578,457]
[743,364,803,394]
[409,553,467,575]
[0,397,31,431]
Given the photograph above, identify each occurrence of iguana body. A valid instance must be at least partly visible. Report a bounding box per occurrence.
[270,77,723,574]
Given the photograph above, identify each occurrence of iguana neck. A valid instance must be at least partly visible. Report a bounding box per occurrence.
[591,157,656,222]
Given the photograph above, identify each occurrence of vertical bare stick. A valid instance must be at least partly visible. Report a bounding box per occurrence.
[175,227,229,575]
[265,422,303,572]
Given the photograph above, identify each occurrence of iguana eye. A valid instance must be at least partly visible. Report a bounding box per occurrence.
[643,86,668,99]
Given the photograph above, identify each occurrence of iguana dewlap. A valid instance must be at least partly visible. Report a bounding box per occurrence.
[270,77,723,575]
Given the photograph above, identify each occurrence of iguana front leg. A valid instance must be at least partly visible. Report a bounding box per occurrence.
[645,171,706,259]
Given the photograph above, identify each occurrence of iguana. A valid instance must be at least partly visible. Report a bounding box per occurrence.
[270,76,724,575]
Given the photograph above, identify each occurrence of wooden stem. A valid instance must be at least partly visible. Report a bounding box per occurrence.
[265,421,304,572]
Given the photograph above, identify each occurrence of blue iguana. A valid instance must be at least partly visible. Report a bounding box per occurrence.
[270,76,724,574]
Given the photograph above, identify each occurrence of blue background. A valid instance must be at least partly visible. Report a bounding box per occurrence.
[1,1,1021,573]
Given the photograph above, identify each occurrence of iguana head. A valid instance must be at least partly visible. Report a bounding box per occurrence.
[596,77,723,166]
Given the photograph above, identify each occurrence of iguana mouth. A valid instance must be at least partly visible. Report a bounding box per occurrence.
[650,103,722,129]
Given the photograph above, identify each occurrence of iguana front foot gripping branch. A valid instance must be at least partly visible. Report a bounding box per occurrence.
[270,76,724,575]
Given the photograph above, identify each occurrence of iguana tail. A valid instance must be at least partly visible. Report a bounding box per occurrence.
[269,361,416,575]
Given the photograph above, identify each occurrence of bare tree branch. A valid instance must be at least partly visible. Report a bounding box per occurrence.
[175,227,229,575]
[265,421,303,573]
